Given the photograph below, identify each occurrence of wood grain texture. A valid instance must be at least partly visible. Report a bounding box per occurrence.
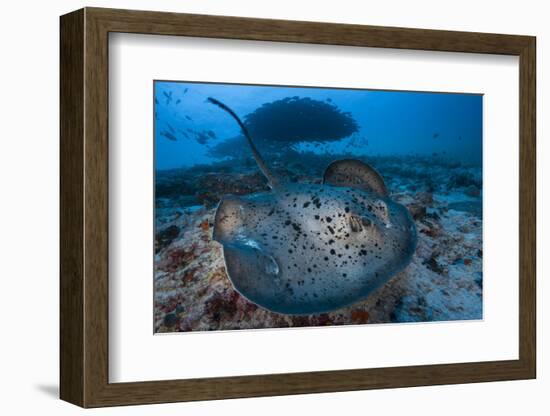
[59,7,537,408]
[87,7,532,54]
[59,8,84,407]
[83,10,110,406]
[518,38,536,376]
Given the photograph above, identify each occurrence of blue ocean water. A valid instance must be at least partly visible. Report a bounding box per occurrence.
[154,81,482,171]
[153,81,484,330]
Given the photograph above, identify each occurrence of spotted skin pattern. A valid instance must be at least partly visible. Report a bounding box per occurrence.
[214,180,417,315]
[207,97,416,315]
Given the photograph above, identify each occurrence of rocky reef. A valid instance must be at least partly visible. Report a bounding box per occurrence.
[154,153,482,332]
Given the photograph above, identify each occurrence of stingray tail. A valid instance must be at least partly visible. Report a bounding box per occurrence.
[207,97,280,189]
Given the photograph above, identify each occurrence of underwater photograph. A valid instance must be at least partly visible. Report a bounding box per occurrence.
[154,81,483,333]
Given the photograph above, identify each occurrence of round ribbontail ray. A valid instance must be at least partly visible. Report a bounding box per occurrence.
[208,97,417,315]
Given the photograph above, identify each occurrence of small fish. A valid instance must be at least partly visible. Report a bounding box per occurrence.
[167,124,175,133]
[195,131,210,145]
[163,91,173,105]
[160,130,177,141]
[178,129,190,139]
[206,130,217,139]
[326,97,332,102]
[176,99,181,105]
[154,98,159,105]
[185,115,193,121]
[184,88,188,93]
[433,132,440,139]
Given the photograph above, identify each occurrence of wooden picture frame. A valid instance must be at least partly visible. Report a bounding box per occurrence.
[60,7,536,408]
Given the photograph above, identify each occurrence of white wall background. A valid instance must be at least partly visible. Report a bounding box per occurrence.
[0,0,546,414]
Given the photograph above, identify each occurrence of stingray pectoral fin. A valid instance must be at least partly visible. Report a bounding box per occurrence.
[213,196,246,244]
[323,159,388,196]
[222,242,282,307]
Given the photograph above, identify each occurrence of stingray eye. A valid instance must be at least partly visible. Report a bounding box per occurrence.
[349,215,364,232]
[349,215,376,233]
[372,200,390,226]
[361,217,373,227]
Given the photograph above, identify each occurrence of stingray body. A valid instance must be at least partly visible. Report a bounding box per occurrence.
[208,98,417,315]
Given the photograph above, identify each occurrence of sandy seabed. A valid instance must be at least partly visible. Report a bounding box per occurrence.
[154,154,483,332]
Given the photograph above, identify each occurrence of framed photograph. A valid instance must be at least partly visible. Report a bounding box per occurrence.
[60,7,536,407]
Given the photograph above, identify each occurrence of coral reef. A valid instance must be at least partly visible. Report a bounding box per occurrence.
[154,154,482,332]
